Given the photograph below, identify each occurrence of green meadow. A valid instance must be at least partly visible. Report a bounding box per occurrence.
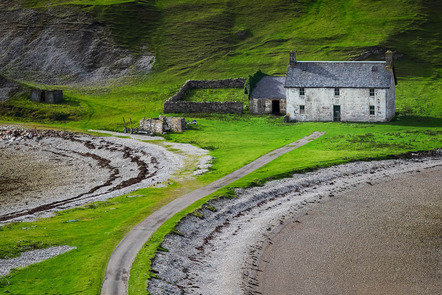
[0,0,441,294]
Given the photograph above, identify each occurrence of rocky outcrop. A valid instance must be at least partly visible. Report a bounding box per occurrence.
[0,1,155,85]
[0,75,20,102]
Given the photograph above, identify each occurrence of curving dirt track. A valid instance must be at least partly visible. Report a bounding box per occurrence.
[101,132,325,295]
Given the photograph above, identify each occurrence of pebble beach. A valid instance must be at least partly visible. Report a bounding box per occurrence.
[0,126,210,223]
[147,152,442,295]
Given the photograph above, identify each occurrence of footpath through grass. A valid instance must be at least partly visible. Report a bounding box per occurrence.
[129,115,442,294]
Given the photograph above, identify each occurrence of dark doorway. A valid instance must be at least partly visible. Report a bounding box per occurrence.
[272,100,280,114]
[333,105,341,122]
[40,91,46,103]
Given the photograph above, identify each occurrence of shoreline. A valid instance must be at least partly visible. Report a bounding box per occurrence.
[254,164,441,295]
[147,152,442,294]
[0,126,210,223]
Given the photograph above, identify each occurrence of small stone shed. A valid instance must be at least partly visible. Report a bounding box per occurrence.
[30,89,63,104]
[249,76,286,115]
[139,116,185,134]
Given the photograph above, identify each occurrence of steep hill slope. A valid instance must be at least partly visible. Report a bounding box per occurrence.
[0,0,155,84]
[0,0,440,118]
[0,75,21,102]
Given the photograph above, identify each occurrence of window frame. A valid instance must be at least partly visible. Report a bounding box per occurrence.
[334,88,340,96]
[299,105,305,114]
[369,105,375,116]
[300,87,305,96]
[369,88,375,96]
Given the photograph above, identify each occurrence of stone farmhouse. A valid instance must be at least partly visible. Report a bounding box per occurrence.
[250,51,397,122]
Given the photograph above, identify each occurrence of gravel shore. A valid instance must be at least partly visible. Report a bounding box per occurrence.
[0,246,76,277]
[147,152,442,295]
[0,126,210,223]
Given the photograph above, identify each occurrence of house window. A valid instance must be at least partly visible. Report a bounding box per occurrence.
[299,105,305,114]
[369,88,375,96]
[300,88,305,96]
[334,88,340,96]
[369,105,375,116]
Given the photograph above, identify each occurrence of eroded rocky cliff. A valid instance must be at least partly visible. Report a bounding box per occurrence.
[0,1,155,85]
[0,75,20,102]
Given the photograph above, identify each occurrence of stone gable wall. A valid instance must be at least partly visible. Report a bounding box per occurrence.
[164,78,245,114]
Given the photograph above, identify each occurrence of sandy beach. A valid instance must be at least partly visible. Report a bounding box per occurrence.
[256,165,441,295]
[147,153,442,295]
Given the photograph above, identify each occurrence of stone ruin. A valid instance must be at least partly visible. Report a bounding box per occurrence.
[139,116,186,135]
[30,89,63,104]
[163,78,245,114]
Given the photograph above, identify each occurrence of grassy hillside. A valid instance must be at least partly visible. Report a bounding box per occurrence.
[2,0,437,128]
[0,0,441,294]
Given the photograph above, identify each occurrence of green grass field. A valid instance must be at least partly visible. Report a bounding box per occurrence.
[182,88,248,103]
[1,0,441,294]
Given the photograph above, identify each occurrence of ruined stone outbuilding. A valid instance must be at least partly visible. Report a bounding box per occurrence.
[30,89,63,104]
[249,76,286,115]
[163,79,245,114]
[139,116,185,134]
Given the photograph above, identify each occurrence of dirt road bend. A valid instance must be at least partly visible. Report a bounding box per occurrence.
[100,131,325,295]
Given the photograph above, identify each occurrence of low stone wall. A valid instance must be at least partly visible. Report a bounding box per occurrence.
[164,78,245,114]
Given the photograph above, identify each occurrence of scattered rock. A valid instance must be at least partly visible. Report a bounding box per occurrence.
[0,246,76,277]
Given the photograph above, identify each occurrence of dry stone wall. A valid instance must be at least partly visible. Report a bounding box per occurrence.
[164,78,245,114]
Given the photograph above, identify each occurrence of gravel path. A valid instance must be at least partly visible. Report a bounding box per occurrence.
[0,126,210,223]
[101,132,325,295]
[147,152,442,295]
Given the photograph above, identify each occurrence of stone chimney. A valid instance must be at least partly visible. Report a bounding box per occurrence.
[289,50,296,67]
[385,50,393,70]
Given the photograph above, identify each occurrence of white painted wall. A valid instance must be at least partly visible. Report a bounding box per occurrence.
[286,87,394,122]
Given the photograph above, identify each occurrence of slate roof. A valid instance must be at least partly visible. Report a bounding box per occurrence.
[285,61,393,88]
[251,76,286,99]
